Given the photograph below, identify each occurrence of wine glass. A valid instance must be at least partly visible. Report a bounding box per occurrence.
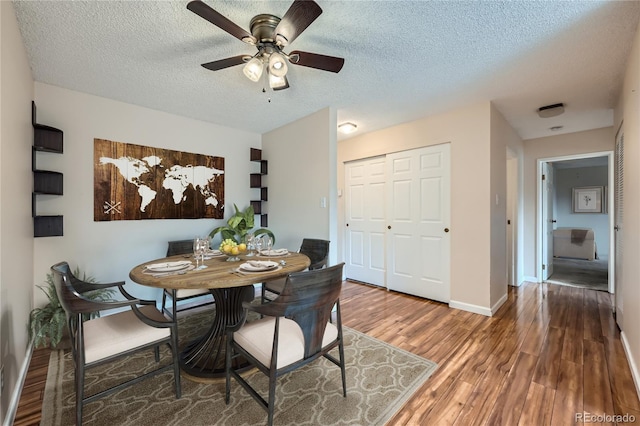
[193,237,202,268]
[254,236,264,257]
[193,237,208,269]
[199,237,210,268]
[246,233,256,257]
[265,236,273,258]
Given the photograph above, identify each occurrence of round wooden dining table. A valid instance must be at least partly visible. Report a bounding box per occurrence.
[129,252,310,382]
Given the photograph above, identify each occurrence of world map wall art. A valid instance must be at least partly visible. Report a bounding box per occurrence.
[94,138,224,221]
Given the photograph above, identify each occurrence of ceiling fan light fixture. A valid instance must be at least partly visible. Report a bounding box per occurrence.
[275,33,288,47]
[338,122,358,134]
[269,73,289,91]
[268,52,288,77]
[243,57,264,82]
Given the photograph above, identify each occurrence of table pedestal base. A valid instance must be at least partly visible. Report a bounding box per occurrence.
[179,285,254,380]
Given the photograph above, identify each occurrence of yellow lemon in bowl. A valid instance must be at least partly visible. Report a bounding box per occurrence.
[231,246,240,255]
[238,243,247,252]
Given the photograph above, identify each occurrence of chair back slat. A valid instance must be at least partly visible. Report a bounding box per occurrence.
[299,238,329,270]
[166,239,193,257]
[51,262,95,315]
[269,263,344,359]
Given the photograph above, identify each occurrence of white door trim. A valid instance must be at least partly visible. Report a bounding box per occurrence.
[536,150,614,291]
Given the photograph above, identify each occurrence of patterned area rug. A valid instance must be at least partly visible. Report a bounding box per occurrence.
[41,310,437,426]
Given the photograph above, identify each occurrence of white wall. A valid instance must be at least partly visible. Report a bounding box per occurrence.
[261,108,337,264]
[522,127,614,279]
[490,104,524,307]
[0,2,35,420]
[339,102,497,313]
[614,19,640,398]
[32,83,261,303]
[553,165,610,258]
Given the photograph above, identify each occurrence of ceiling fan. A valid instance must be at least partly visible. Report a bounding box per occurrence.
[187,0,345,91]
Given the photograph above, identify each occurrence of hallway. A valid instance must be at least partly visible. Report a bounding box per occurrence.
[547,257,608,292]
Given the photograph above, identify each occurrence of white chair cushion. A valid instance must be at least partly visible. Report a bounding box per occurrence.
[174,288,210,298]
[234,317,338,369]
[83,305,170,364]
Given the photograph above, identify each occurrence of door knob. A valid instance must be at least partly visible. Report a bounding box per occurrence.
[346,223,349,227]
[551,220,557,223]
[388,225,391,230]
[444,228,450,233]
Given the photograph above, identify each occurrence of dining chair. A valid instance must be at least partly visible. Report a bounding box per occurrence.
[261,238,330,303]
[225,263,346,426]
[51,261,181,425]
[161,239,214,318]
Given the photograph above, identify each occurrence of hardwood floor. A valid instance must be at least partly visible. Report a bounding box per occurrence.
[14,280,640,425]
[13,346,50,425]
[340,280,640,425]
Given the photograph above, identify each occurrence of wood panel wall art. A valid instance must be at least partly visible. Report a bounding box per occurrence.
[94,139,224,221]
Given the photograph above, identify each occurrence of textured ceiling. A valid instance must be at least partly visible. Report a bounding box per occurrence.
[12,1,640,141]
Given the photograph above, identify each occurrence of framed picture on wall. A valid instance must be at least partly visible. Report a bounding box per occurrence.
[572,186,603,213]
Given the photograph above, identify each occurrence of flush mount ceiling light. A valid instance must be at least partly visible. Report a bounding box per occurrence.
[187,0,345,91]
[537,103,565,118]
[338,122,358,134]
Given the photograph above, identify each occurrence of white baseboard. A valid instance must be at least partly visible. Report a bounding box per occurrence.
[523,275,538,283]
[491,293,508,315]
[3,341,34,426]
[449,300,492,317]
[621,331,640,401]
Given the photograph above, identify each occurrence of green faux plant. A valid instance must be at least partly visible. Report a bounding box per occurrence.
[209,204,275,244]
[28,268,115,348]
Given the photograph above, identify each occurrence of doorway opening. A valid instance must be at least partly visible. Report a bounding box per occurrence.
[536,151,614,292]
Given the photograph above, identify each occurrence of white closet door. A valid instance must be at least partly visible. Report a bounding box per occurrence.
[344,157,386,286]
[614,131,624,328]
[386,144,451,302]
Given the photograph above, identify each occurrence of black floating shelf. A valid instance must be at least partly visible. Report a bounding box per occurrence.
[32,101,63,152]
[250,173,262,188]
[32,101,64,237]
[33,125,63,153]
[260,214,268,228]
[250,148,262,161]
[33,170,63,195]
[34,215,63,237]
[251,200,262,214]
[261,187,268,201]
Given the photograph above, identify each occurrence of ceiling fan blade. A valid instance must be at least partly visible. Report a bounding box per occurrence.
[289,51,344,73]
[187,0,256,45]
[201,55,251,71]
[274,0,322,47]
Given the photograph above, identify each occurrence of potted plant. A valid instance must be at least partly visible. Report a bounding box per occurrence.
[209,204,275,245]
[28,268,115,349]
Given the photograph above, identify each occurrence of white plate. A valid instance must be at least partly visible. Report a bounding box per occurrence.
[239,260,279,272]
[145,261,192,272]
[195,250,224,260]
[258,249,289,257]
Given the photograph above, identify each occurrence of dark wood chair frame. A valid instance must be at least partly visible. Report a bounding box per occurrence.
[161,239,214,318]
[51,261,181,425]
[225,263,346,426]
[261,238,330,303]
